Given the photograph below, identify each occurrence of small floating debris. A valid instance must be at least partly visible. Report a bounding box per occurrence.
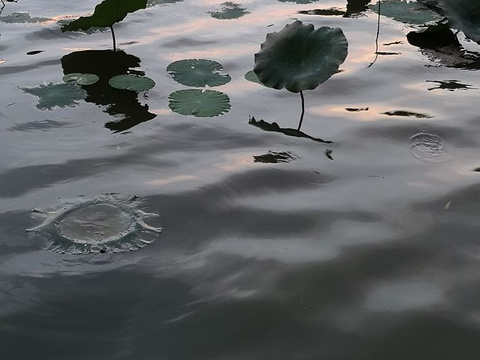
[26,50,44,56]
[383,110,433,119]
[346,107,369,112]
[26,194,161,254]
[409,132,450,163]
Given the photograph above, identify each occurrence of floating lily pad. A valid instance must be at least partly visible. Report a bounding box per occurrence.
[254,20,348,93]
[167,59,231,87]
[61,0,147,32]
[369,0,442,25]
[108,74,155,91]
[22,83,87,110]
[0,12,50,23]
[63,73,100,86]
[168,89,230,117]
[208,2,250,20]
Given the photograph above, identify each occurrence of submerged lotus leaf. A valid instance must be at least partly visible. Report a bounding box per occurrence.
[108,74,155,91]
[26,194,161,254]
[168,89,231,117]
[254,20,348,93]
[167,59,231,87]
[440,0,480,43]
[61,0,147,32]
[147,0,183,6]
[208,2,250,20]
[369,0,442,25]
[63,73,100,85]
[0,12,50,23]
[22,83,87,110]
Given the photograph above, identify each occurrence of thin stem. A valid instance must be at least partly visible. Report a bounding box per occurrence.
[297,90,305,131]
[110,25,117,52]
[367,0,381,68]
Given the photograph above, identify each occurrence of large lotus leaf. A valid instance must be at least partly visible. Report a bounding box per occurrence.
[61,0,147,32]
[108,74,155,91]
[440,0,480,43]
[254,20,348,93]
[168,89,231,117]
[208,2,250,20]
[0,12,50,23]
[167,59,231,87]
[63,73,100,85]
[369,0,442,25]
[22,83,87,110]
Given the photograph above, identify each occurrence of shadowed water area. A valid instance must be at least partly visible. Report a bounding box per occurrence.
[2,0,480,359]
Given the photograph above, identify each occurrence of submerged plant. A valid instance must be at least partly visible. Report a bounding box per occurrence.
[26,194,161,254]
[208,2,250,20]
[254,20,348,130]
[61,0,148,51]
[22,83,87,110]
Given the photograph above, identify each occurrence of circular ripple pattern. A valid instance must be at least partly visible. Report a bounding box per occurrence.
[409,132,450,163]
[26,194,161,254]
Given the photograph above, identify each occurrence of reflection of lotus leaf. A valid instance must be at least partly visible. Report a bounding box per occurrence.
[440,0,480,43]
[22,83,87,110]
[254,20,348,93]
[0,12,50,23]
[61,0,147,32]
[208,2,250,20]
[167,59,231,87]
[26,194,161,254]
[369,0,442,25]
[169,89,231,117]
[63,73,100,86]
[108,74,155,91]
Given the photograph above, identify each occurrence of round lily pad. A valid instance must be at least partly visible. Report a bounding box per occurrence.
[108,74,155,91]
[63,73,100,85]
[168,89,230,117]
[167,59,231,87]
[254,20,348,93]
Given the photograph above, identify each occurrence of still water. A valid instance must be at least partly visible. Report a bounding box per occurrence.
[2,0,480,358]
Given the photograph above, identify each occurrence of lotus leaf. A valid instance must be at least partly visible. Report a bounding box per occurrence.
[108,74,155,91]
[0,12,50,23]
[167,59,231,87]
[369,0,442,25]
[208,2,250,20]
[63,73,100,86]
[244,70,265,85]
[168,89,231,117]
[254,20,348,93]
[61,0,147,32]
[22,83,87,110]
[440,0,480,43]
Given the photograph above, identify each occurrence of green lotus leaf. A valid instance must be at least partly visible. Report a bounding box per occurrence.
[168,89,231,117]
[254,20,348,93]
[0,12,50,23]
[22,83,87,110]
[167,59,231,87]
[244,70,265,85]
[208,2,250,20]
[61,0,147,32]
[63,73,100,85]
[440,0,480,43]
[108,74,155,91]
[369,0,442,25]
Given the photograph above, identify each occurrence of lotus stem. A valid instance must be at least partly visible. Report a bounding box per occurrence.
[110,25,117,52]
[297,90,305,131]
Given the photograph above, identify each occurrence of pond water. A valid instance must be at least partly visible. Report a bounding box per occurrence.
[2,0,480,358]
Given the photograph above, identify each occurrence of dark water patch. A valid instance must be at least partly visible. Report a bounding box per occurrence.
[383,110,433,118]
[409,132,449,163]
[0,12,49,23]
[298,8,345,16]
[253,151,297,164]
[0,59,60,75]
[426,79,476,91]
[346,107,369,112]
[0,210,38,250]
[407,24,461,51]
[61,50,156,132]
[26,50,43,55]
[384,41,402,46]
[8,119,70,132]
[163,37,217,48]
[375,51,401,56]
